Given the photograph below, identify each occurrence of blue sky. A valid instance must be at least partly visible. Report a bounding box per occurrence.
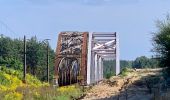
[0,0,170,60]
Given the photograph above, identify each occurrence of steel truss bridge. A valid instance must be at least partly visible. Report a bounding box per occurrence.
[54,32,120,86]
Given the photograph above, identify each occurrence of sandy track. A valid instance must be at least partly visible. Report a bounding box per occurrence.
[82,69,162,100]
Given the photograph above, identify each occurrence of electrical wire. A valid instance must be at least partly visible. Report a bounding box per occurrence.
[0,20,17,36]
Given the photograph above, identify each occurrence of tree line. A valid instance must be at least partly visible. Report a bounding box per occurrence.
[103,56,159,78]
[0,34,55,82]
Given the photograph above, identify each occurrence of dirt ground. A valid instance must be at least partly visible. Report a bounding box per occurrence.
[82,68,162,100]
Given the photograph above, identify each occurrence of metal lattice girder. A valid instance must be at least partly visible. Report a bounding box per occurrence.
[87,32,120,84]
[54,31,88,86]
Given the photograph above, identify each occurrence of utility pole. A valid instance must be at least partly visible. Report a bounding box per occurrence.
[47,41,49,83]
[23,35,27,83]
[42,39,50,83]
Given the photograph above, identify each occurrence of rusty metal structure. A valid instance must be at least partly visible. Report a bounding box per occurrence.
[54,32,88,86]
[54,31,120,86]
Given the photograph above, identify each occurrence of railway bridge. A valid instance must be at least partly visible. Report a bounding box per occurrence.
[54,32,120,86]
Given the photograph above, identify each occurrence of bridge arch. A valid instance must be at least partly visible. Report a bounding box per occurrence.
[58,57,80,86]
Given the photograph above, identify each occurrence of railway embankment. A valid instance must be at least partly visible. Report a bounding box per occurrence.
[82,68,170,100]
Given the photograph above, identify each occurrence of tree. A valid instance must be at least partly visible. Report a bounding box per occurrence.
[103,60,133,78]
[148,58,159,68]
[120,60,132,70]
[26,36,55,81]
[26,37,40,75]
[0,35,23,70]
[133,56,150,68]
[152,15,170,73]
[132,56,159,68]
[103,60,115,78]
[0,35,13,58]
[0,35,55,82]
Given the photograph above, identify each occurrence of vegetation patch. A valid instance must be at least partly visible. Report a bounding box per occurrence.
[119,67,132,77]
[0,66,83,100]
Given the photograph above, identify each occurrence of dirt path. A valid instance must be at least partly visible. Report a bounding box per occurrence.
[82,69,162,100]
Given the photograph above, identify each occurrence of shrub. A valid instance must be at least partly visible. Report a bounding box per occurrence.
[105,72,115,79]
[0,72,22,91]
[120,67,130,76]
[0,66,49,91]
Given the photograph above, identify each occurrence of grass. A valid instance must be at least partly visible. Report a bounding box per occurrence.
[0,85,82,100]
[14,85,82,100]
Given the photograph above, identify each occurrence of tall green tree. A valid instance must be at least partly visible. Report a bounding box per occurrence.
[0,35,13,58]
[26,37,40,75]
[152,15,170,73]
[0,35,23,70]
[132,56,150,68]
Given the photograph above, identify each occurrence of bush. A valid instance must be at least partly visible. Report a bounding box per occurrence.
[0,66,49,91]
[120,67,130,76]
[0,72,22,91]
[57,85,83,99]
[105,72,115,79]
[0,58,23,71]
